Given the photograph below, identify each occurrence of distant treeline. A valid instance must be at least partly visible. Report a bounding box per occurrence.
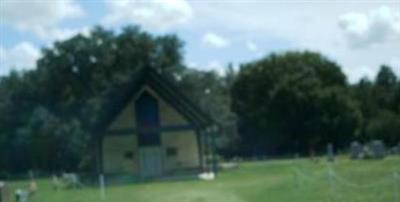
[0,26,399,174]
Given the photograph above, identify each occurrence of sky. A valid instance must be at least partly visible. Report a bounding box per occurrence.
[0,0,399,83]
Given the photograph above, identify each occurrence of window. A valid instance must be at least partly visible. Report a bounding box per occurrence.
[135,91,161,146]
[124,151,134,159]
[166,147,177,157]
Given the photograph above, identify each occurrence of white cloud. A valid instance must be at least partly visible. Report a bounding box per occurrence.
[186,61,199,69]
[38,26,91,41]
[0,0,85,40]
[190,2,400,83]
[246,41,258,52]
[202,32,231,48]
[338,6,400,49]
[0,42,41,75]
[184,60,225,75]
[102,0,193,29]
[206,60,225,75]
[343,65,378,83]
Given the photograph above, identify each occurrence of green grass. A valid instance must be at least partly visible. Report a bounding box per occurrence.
[7,156,400,202]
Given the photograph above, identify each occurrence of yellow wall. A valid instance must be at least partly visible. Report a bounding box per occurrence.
[161,131,200,172]
[145,86,189,126]
[103,135,139,174]
[158,95,189,126]
[103,86,199,175]
[108,101,136,130]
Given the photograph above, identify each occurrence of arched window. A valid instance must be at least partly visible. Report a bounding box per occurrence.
[135,91,161,146]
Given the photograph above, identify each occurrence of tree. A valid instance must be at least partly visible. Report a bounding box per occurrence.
[231,51,360,156]
[179,67,239,156]
[352,77,377,141]
[374,65,398,111]
[350,65,400,146]
[366,110,400,146]
[35,26,184,125]
[0,25,185,174]
[395,82,400,113]
[375,65,397,89]
[0,70,41,173]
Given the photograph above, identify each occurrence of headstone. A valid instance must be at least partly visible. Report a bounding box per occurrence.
[390,144,399,155]
[398,142,400,155]
[395,142,400,155]
[0,182,2,202]
[350,141,362,159]
[370,140,386,159]
[62,173,80,189]
[14,189,28,202]
[0,182,3,202]
[391,142,400,155]
[0,181,10,202]
[327,143,334,162]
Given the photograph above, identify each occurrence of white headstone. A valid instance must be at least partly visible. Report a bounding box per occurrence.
[62,173,80,189]
[15,189,28,202]
[370,140,385,159]
[350,141,362,159]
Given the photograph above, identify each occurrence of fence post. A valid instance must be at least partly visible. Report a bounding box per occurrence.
[395,172,399,202]
[99,174,106,201]
[328,166,335,202]
[293,168,301,188]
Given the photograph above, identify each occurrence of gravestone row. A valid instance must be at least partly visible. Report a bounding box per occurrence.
[349,140,400,160]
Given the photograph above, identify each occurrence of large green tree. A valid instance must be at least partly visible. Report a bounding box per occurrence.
[231,51,361,156]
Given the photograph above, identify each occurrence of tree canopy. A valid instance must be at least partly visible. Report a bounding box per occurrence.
[355,66,400,145]
[0,26,186,174]
[231,51,363,156]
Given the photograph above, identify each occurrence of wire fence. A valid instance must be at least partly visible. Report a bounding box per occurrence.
[4,158,400,202]
[293,163,400,202]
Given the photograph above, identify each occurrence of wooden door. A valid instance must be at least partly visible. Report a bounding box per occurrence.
[139,147,163,177]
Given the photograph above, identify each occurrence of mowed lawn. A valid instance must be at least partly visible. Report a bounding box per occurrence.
[7,156,400,202]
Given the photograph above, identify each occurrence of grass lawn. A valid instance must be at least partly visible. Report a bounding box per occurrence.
[7,156,400,202]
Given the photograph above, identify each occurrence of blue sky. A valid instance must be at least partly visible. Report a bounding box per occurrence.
[1,0,399,83]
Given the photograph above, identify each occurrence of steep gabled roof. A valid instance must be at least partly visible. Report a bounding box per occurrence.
[91,67,214,136]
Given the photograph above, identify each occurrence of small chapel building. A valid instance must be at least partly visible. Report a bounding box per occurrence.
[91,68,218,179]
